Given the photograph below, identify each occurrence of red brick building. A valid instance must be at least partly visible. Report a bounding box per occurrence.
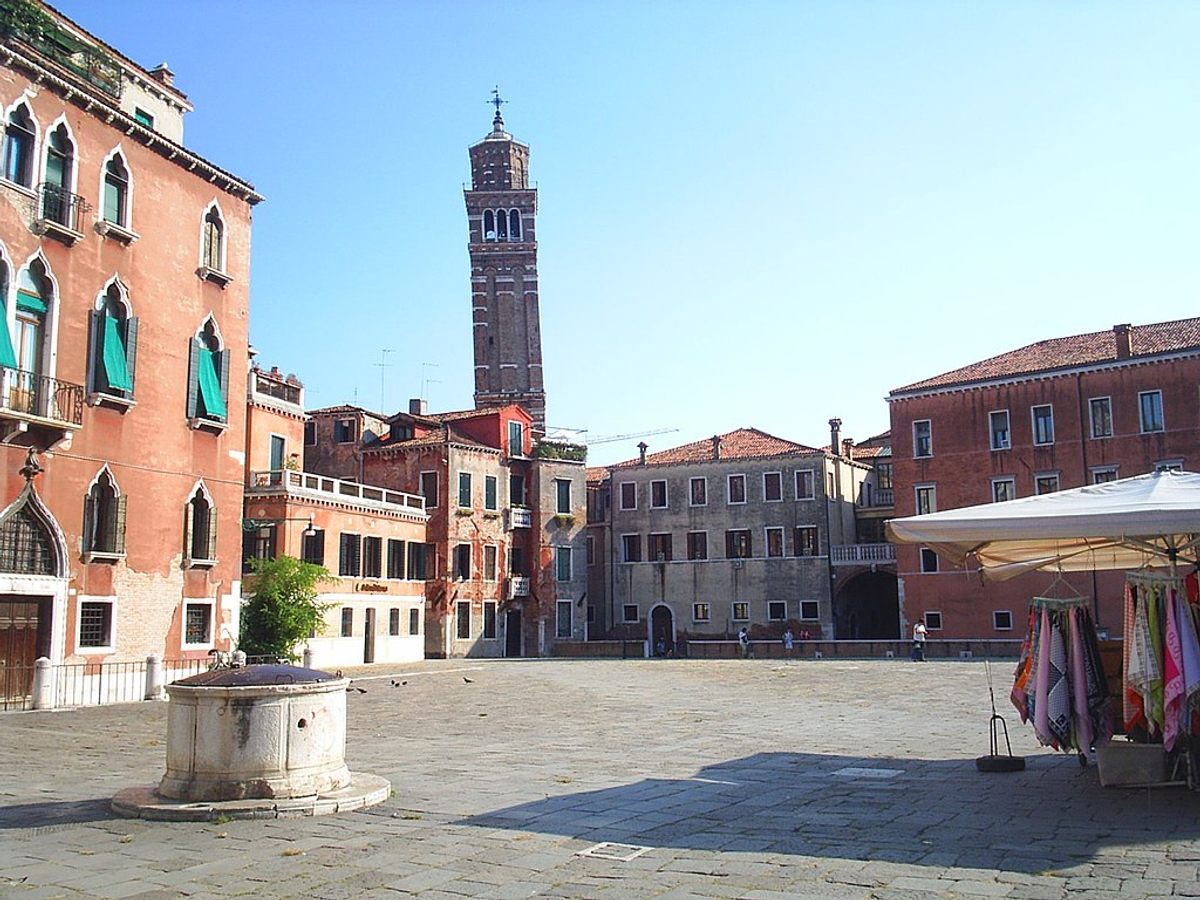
[889,318,1200,639]
[0,2,260,699]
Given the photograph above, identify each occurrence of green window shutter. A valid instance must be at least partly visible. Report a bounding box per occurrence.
[217,349,230,416]
[186,339,200,419]
[81,492,95,553]
[113,495,127,555]
[197,347,227,419]
[86,310,103,393]
[45,152,64,188]
[123,317,138,396]
[0,317,17,370]
[16,290,46,315]
[101,315,132,392]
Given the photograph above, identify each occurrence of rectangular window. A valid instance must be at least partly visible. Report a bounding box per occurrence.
[687,531,708,560]
[555,546,572,581]
[623,604,639,623]
[650,479,667,508]
[510,545,524,575]
[725,529,752,559]
[510,473,526,506]
[485,475,498,511]
[586,536,595,567]
[454,543,471,580]
[457,472,472,508]
[794,526,819,557]
[993,610,1013,631]
[619,482,637,510]
[304,420,316,446]
[387,539,405,579]
[768,600,786,621]
[338,533,361,577]
[1035,473,1060,495]
[269,434,286,471]
[482,601,497,639]
[78,600,114,649]
[1139,390,1165,433]
[915,484,936,516]
[1092,466,1119,484]
[407,542,428,580]
[133,107,154,128]
[340,607,353,637]
[913,420,932,458]
[334,418,357,443]
[800,600,819,620]
[648,533,672,562]
[991,477,1015,503]
[362,536,382,578]
[483,545,497,581]
[1155,459,1184,473]
[876,463,893,491]
[587,605,595,624]
[302,528,325,566]
[456,601,471,640]
[1032,405,1055,445]
[920,548,938,573]
[989,410,1010,451]
[420,471,439,508]
[795,469,814,500]
[727,474,746,504]
[622,534,641,563]
[508,420,524,456]
[388,608,400,636]
[689,477,707,506]
[242,525,277,574]
[556,600,572,639]
[925,611,943,631]
[1089,397,1113,439]
[763,472,782,502]
[693,602,710,622]
[766,526,784,558]
[732,602,749,622]
[555,478,572,514]
[409,608,420,635]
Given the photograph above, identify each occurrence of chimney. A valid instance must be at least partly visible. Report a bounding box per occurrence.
[828,418,842,455]
[711,435,722,460]
[637,441,648,465]
[1113,324,1132,359]
[842,438,854,461]
[149,62,174,88]
[409,398,427,416]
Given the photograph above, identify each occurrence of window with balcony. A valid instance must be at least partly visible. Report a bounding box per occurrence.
[268,434,285,471]
[1089,397,1113,439]
[689,477,706,506]
[187,319,229,426]
[555,546,572,581]
[725,529,752,559]
[795,469,814,500]
[457,472,472,508]
[41,123,78,232]
[989,410,1010,451]
[456,600,471,640]
[509,472,526,506]
[1139,390,1165,434]
[619,481,636,510]
[687,531,708,561]
[648,533,672,562]
[793,526,819,557]
[2,102,35,188]
[991,477,1015,503]
[302,528,325,566]
[338,533,361,577]
[766,526,784,558]
[621,533,641,562]
[913,420,932,458]
[9,260,52,411]
[727,474,746,504]
[82,468,125,560]
[763,472,782,502]
[101,152,131,231]
[1031,405,1054,445]
[556,478,572,514]
[183,484,216,566]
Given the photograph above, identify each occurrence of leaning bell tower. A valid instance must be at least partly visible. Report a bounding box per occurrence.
[464,90,546,433]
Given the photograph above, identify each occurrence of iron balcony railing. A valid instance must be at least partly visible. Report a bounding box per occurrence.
[830,543,897,565]
[37,182,89,233]
[247,469,426,512]
[0,366,85,425]
[508,506,533,529]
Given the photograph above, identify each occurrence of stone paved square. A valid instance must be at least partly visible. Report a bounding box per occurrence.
[2,658,1199,898]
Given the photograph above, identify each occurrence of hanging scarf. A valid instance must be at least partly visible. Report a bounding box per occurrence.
[1044,615,1072,749]
[1033,606,1053,745]
[1011,605,1037,722]
[1181,589,1200,722]
[1122,582,1144,731]
[1163,587,1185,751]
[1079,606,1113,747]
[1147,584,1165,736]
[1127,584,1160,738]
[1069,607,1094,751]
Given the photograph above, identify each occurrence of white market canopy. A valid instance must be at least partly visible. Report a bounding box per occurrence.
[885,470,1200,581]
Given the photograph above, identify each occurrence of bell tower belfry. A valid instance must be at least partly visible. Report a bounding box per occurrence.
[464,89,546,432]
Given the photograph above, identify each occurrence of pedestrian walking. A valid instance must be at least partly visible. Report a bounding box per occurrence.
[738,627,751,659]
[911,619,928,662]
[782,628,794,654]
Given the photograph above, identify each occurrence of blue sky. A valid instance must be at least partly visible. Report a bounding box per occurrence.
[56,2,1200,466]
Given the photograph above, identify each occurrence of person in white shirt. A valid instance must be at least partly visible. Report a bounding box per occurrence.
[911,620,928,662]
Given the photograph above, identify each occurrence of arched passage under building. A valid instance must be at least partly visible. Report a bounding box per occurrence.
[833,571,900,640]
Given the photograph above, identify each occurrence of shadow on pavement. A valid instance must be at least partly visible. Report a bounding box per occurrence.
[0,798,115,830]
[459,750,1200,872]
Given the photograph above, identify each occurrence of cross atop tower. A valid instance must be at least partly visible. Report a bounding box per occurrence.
[489,86,507,132]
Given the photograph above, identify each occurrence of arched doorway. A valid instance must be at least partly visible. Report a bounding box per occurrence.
[833,571,900,640]
[649,604,674,656]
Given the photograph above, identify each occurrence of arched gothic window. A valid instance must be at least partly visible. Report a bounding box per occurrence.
[202,206,225,272]
[42,124,73,225]
[187,319,228,424]
[2,104,35,188]
[83,469,126,558]
[102,154,129,227]
[508,209,521,241]
[12,262,51,415]
[184,484,217,565]
[483,209,495,241]
[0,497,57,575]
[89,281,137,399]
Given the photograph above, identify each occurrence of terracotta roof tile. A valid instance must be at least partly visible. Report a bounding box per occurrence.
[306,403,389,420]
[586,466,610,482]
[892,317,1200,395]
[612,428,820,469]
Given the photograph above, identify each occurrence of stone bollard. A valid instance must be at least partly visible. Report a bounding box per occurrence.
[31,657,53,709]
[302,646,314,669]
[145,654,165,700]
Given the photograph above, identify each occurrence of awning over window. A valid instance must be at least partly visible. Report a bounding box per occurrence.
[102,315,132,392]
[0,321,16,369]
[197,348,226,419]
[16,291,46,315]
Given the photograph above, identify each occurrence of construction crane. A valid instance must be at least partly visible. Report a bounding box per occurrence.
[541,426,678,445]
[586,427,678,445]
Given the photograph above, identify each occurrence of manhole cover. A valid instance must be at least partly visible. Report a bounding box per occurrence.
[577,842,652,861]
[831,767,903,779]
